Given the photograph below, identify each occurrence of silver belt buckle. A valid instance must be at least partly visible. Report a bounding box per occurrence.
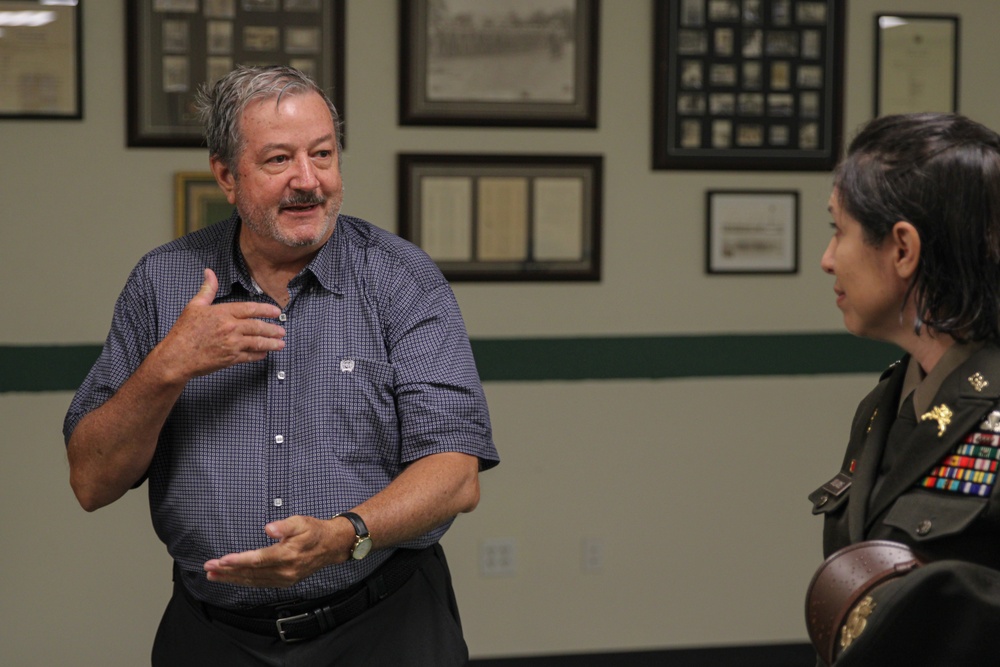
[276,612,311,643]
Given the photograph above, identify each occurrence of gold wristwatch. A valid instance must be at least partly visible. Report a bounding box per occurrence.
[334,511,373,560]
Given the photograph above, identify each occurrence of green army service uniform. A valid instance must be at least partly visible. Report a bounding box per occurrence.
[807,343,1000,665]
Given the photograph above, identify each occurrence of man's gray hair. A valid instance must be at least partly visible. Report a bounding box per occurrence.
[194,65,342,172]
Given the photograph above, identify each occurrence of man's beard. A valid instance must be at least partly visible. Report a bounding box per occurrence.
[237,188,342,248]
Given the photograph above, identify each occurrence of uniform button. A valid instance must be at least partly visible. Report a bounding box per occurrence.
[275,435,284,444]
[916,520,932,536]
[273,498,283,507]
[277,371,286,380]
[816,494,829,507]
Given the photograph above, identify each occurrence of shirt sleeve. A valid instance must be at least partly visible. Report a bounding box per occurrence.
[384,278,499,471]
[63,259,157,443]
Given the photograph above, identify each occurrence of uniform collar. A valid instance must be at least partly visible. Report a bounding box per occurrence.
[901,341,984,418]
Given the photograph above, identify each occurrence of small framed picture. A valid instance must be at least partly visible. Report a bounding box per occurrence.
[875,14,959,117]
[706,190,799,274]
[399,0,599,127]
[398,154,603,281]
[174,172,233,238]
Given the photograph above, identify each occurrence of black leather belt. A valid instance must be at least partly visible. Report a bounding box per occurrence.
[180,546,428,643]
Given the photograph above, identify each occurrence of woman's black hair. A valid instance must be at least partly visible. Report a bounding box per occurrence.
[835,113,1000,342]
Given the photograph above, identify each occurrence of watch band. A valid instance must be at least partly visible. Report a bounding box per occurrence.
[335,511,370,539]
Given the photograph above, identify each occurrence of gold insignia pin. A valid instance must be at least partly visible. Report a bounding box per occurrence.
[970,373,989,392]
[839,595,876,652]
[920,404,953,437]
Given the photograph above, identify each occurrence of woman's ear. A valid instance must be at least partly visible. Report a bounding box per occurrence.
[890,221,921,280]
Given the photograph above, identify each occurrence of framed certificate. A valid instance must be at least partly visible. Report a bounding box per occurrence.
[398,154,602,281]
[875,14,959,117]
[0,0,82,119]
[706,190,799,274]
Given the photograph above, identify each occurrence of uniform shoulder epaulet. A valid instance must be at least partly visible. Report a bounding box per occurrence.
[879,359,903,381]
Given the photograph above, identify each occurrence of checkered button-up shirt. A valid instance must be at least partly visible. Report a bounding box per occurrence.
[65,213,498,608]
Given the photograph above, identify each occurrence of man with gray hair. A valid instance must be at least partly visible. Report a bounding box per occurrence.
[64,65,498,665]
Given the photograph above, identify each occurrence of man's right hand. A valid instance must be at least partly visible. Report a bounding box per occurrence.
[67,268,286,511]
[154,268,286,383]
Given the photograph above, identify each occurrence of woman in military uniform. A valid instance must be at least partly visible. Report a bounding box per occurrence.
[807,113,1000,665]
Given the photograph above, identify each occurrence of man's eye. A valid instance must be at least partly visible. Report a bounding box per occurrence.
[269,155,288,164]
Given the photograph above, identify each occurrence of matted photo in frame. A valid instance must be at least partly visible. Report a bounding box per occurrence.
[653,0,844,170]
[875,14,959,117]
[706,190,798,274]
[127,0,345,147]
[399,0,599,127]
[0,0,82,119]
[174,172,233,238]
[398,154,602,281]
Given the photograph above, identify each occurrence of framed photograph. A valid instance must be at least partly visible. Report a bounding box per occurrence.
[398,154,602,281]
[875,14,959,117]
[706,190,798,274]
[127,0,345,147]
[174,172,233,238]
[0,0,82,119]
[653,0,845,170]
[399,0,599,127]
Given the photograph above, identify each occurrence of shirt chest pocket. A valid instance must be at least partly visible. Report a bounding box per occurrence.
[324,357,399,462]
[882,492,987,542]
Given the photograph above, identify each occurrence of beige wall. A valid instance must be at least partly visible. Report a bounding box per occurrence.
[2,1,998,664]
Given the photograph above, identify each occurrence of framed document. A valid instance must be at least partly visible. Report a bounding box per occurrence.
[875,14,959,117]
[127,0,345,147]
[398,154,602,281]
[174,172,232,237]
[0,0,82,119]
[653,0,845,170]
[706,190,798,274]
[399,0,599,127]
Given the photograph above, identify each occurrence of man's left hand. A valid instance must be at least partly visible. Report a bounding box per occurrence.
[203,516,351,588]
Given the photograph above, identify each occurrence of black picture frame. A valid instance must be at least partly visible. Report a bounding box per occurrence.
[398,153,603,281]
[0,0,82,119]
[706,189,799,274]
[874,14,959,118]
[399,0,599,128]
[653,0,844,170]
[126,0,345,148]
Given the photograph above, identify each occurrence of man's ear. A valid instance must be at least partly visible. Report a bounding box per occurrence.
[890,221,921,280]
[209,156,238,205]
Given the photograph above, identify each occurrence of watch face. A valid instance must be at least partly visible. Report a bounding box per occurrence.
[352,537,373,560]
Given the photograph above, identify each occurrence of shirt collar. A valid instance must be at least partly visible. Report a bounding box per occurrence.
[213,213,346,298]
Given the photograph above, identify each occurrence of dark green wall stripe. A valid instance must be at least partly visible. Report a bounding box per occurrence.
[0,334,898,394]
[471,333,898,381]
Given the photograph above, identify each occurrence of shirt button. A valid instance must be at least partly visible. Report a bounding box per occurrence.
[916,519,932,536]
[279,313,288,322]
[277,371,286,380]
[275,435,284,444]
[273,498,283,507]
